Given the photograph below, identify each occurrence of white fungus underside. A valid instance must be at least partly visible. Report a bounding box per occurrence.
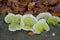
[5,13,15,23]
[20,14,38,31]
[36,12,52,20]
[32,19,49,34]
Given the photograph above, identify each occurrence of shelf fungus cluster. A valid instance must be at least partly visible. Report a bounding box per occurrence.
[5,13,22,31]
[4,12,60,35]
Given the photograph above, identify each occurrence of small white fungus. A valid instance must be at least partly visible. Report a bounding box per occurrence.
[52,33,55,36]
